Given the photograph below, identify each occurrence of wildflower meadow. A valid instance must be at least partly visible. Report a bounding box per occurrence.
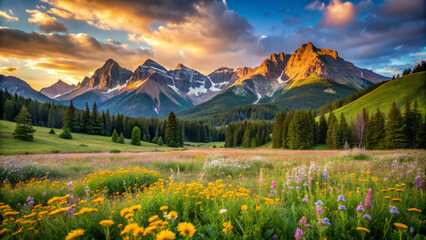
[0,149,424,239]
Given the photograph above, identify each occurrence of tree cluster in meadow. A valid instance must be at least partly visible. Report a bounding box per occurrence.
[393,60,426,79]
[225,121,273,148]
[0,90,224,143]
[271,98,426,150]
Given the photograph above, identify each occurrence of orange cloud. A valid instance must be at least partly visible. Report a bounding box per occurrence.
[0,10,19,21]
[320,0,357,28]
[26,9,68,32]
[0,67,17,72]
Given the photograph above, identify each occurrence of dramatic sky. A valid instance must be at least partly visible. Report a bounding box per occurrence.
[0,0,425,90]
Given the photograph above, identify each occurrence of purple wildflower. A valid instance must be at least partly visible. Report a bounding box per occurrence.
[337,195,345,202]
[364,189,373,209]
[42,191,47,195]
[271,181,277,188]
[390,206,399,214]
[299,216,307,226]
[338,205,346,210]
[322,218,331,226]
[302,197,308,203]
[272,235,278,240]
[363,214,371,220]
[296,186,301,190]
[294,228,303,240]
[303,183,308,187]
[356,202,365,212]
[67,181,73,190]
[410,227,414,233]
[315,200,324,206]
[413,176,424,190]
[316,205,323,216]
[306,224,312,229]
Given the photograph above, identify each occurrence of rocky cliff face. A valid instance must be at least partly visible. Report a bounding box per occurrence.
[78,59,132,89]
[40,80,76,98]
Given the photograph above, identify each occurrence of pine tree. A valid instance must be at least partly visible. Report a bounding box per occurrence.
[117,132,125,144]
[157,136,164,146]
[338,113,350,148]
[272,111,286,148]
[385,102,405,149]
[354,108,369,148]
[250,137,256,148]
[82,102,91,133]
[402,97,413,148]
[365,108,386,149]
[62,101,78,131]
[111,129,118,142]
[412,100,423,148]
[13,106,36,141]
[287,111,308,149]
[282,109,294,148]
[166,111,180,147]
[116,114,124,136]
[131,126,141,145]
[326,112,338,149]
[318,115,328,144]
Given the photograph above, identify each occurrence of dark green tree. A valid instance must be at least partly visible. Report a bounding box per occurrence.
[82,102,91,133]
[326,112,338,149]
[49,129,55,134]
[166,111,181,147]
[59,128,72,139]
[272,111,286,148]
[62,101,78,131]
[117,132,125,144]
[365,108,386,149]
[318,115,328,144]
[131,126,141,145]
[13,106,36,141]
[111,129,118,142]
[157,136,164,146]
[250,137,256,148]
[412,100,423,148]
[338,113,350,148]
[385,102,405,149]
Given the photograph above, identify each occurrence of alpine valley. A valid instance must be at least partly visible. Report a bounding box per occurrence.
[0,43,390,119]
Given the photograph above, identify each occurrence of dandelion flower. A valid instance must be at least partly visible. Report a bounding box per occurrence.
[394,223,408,229]
[99,220,114,227]
[0,229,9,236]
[356,227,370,233]
[121,223,139,236]
[177,222,196,237]
[65,229,85,240]
[156,229,176,240]
[149,215,159,222]
[407,208,422,213]
[160,206,168,211]
[133,227,145,237]
[391,198,402,202]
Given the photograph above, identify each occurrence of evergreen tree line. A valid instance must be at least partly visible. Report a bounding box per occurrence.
[225,120,273,148]
[272,98,426,150]
[0,89,224,143]
[393,60,426,79]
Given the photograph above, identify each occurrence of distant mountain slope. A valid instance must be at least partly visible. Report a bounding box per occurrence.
[331,71,426,120]
[0,75,53,103]
[40,80,76,98]
[176,85,257,120]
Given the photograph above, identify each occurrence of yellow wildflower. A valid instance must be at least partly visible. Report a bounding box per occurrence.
[156,229,176,240]
[65,229,85,240]
[356,227,370,233]
[241,205,248,211]
[149,215,160,222]
[408,208,422,213]
[223,222,233,233]
[99,220,114,227]
[177,222,196,237]
[394,223,408,229]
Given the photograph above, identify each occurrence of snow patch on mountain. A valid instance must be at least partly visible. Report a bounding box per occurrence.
[188,85,208,96]
[253,93,261,104]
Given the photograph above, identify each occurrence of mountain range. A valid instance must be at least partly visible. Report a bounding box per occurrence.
[0,42,389,118]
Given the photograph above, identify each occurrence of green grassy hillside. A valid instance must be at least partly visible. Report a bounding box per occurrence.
[0,120,223,155]
[265,79,357,110]
[330,71,426,120]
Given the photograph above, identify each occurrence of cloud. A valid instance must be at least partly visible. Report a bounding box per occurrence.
[305,0,325,11]
[376,0,425,17]
[26,9,68,33]
[319,0,357,28]
[0,67,17,72]
[41,0,264,73]
[0,28,152,84]
[0,10,19,21]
